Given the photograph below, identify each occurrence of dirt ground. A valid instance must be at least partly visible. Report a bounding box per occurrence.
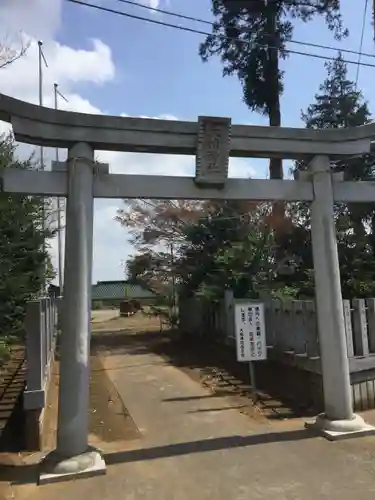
[38,352,141,452]
[90,313,309,423]
[91,311,162,333]
[0,311,311,498]
[0,354,139,498]
[0,317,146,499]
[150,334,316,421]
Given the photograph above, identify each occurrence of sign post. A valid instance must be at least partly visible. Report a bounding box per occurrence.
[234,301,267,397]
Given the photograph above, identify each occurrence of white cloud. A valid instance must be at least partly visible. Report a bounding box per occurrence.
[140,0,161,9]
[93,201,135,282]
[147,0,161,8]
[0,5,124,282]
[0,1,257,283]
[0,38,115,106]
[98,150,256,178]
[0,0,62,40]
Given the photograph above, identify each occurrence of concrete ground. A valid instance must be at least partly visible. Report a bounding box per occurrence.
[10,331,375,500]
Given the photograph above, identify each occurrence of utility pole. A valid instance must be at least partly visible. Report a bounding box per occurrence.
[170,242,177,318]
[38,41,48,294]
[54,83,68,294]
[38,41,45,171]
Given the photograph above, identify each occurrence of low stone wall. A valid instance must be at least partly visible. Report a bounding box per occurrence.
[251,358,324,412]
[220,339,375,412]
[180,294,375,413]
[208,337,325,413]
[24,354,57,451]
[23,297,59,450]
[351,369,375,411]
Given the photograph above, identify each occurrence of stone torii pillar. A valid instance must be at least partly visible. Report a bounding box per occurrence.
[40,143,106,483]
[305,155,374,439]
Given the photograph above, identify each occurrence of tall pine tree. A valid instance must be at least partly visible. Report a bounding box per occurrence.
[291,54,375,297]
[200,0,347,180]
[301,53,375,240]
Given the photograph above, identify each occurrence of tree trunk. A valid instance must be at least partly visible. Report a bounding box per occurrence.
[269,105,283,180]
[266,4,285,237]
[266,4,283,181]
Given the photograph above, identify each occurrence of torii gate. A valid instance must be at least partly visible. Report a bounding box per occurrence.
[2,93,375,482]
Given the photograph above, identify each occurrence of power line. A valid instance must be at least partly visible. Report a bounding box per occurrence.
[66,0,375,69]
[113,0,375,61]
[355,0,369,88]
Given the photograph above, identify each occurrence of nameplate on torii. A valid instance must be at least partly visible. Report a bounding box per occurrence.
[195,116,231,187]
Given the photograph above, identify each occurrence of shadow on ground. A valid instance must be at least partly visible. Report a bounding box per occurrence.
[91,330,162,357]
[0,461,38,486]
[105,428,312,465]
[92,328,316,421]
[0,428,313,484]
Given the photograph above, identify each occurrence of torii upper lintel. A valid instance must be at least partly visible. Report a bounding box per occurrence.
[1,93,375,159]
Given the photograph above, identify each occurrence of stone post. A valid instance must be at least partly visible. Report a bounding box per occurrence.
[40,143,105,483]
[307,155,373,438]
[24,300,43,410]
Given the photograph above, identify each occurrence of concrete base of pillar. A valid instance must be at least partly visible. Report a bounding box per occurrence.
[305,413,375,441]
[39,447,106,485]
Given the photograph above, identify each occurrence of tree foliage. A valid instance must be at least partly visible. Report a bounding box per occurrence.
[0,135,55,340]
[121,53,375,303]
[178,202,275,299]
[117,199,210,294]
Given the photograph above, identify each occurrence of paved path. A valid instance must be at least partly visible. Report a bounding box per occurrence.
[19,335,375,499]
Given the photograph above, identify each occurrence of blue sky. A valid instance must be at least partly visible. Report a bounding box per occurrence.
[0,0,374,283]
[59,0,373,128]
[58,0,375,181]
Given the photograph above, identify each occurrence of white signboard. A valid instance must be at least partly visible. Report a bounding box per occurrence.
[234,302,267,362]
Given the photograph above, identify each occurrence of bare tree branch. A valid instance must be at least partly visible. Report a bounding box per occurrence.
[0,34,30,70]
